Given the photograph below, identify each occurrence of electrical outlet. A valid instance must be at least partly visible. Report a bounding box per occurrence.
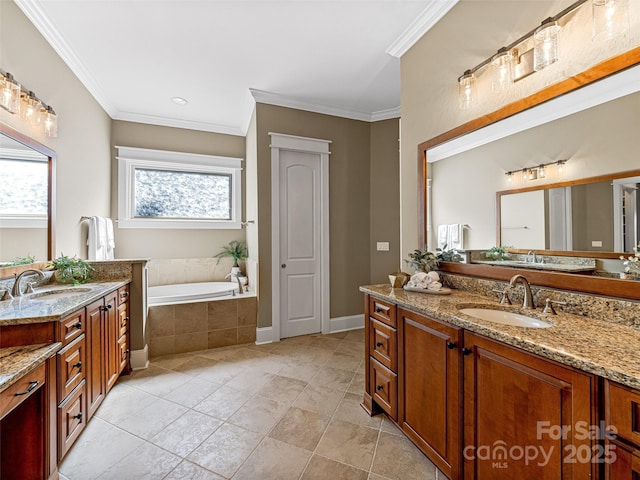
[377,242,390,251]
[591,240,603,247]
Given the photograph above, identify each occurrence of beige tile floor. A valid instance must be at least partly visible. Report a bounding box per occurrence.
[59,329,442,480]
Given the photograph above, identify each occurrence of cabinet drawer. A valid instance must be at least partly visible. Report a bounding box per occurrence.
[0,362,46,420]
[370,318,397,371]
[370,358,397,420]
[118,335,129,373]
[57,310,85,346]
[369,297,396,327]
[57,335,86,403]
[118,285,130,305]
[58,381,86,460]
[118,304,129,338]
[606,380,640,446]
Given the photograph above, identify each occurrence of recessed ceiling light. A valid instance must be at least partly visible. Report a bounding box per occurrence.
[171,97,188,105]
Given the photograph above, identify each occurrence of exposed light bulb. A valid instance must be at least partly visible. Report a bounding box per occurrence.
[458,72,475,110]
[491,49,514,94]
[534,20,561,71]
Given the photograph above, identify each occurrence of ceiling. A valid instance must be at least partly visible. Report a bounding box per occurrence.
[16,0,458,136]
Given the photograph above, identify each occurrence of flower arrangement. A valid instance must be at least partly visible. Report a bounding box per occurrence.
[620,245,640,280]
[405,246,439,273]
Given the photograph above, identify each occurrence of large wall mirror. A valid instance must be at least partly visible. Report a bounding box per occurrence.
[498,170,640,255]
[418,47,640,300]
[0,123,55,268]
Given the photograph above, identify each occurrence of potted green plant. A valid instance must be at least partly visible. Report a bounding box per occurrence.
[50,254,95,284]
[436,245,464,263]
[214,240,248,274]
[486,245,511,261]
[404,245,439,273]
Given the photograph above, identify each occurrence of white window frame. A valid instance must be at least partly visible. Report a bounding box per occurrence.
[116,146,243,229]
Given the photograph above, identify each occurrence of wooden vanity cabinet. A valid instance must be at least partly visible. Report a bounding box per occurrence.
[363,296,398,419]
[604,380,640,478]
[398,308,463,480]
[463,332,597,480]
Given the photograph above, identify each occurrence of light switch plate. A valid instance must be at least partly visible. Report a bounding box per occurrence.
[377,242,390,251]
[591,240,603,247]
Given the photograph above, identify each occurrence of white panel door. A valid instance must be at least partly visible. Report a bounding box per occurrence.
[279,150,321,338]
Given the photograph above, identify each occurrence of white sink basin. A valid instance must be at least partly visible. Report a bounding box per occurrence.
[29,287,92,300]
[459,308,553,328]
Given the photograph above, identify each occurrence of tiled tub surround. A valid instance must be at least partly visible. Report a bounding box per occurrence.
[360,279,640,389]
[148,296,258,358]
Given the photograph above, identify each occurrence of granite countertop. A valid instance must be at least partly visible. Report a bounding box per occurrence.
[472,260,596,273]
[0,343,61,393]
[0,280,129,326]
[361,284,640,390]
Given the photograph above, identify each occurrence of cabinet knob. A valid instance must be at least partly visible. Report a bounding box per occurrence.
[462,347,473,356]
[446,341,457,350]
[376,385,384,391]
[122,291,129,297]
[125,317,130,322]
[72,412,83,420]
[73,322,82,330]
[125,349,130,354]
[374,308,383,314]
[376,342,383,347]
[72,361,82,370]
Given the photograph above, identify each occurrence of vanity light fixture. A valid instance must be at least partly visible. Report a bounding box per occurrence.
[505,160,568,183]
[457,0,627,109]
[0,69,58,137]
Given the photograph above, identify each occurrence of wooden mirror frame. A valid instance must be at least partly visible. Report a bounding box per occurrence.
[418,46,640,300]
[0,122,56,277]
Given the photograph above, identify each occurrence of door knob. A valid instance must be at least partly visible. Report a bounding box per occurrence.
[281,264,286,268]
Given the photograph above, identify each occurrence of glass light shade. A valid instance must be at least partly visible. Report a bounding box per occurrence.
[491,50,514,93]
[534,21,561,71]
[592,0,629,41]
[0,73,21,114]
[20,91,42,127]
[43,107,58,137]
[458,73,475,110]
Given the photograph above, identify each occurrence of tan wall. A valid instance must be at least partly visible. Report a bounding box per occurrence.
[255,103,373,327]
[370,119,400,282]
[110,120,246,259]
[400,0,640,259]
[1,1,112,260]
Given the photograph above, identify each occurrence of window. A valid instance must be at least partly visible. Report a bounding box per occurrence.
[117,146,242,229]
[0,150,48,228]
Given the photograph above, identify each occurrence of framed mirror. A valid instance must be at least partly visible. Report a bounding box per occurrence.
[497,170,640,256]
[0,123,55,269]
[417,47,640,300]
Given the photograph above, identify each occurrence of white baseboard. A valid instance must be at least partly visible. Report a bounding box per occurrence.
[328,314,364,333]
[130,345,149,370]
[255,326,274,344]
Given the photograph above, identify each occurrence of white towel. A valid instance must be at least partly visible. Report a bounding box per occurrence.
[87,216,115,260]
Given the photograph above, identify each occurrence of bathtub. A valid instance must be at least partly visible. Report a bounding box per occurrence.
[147,281,240,306]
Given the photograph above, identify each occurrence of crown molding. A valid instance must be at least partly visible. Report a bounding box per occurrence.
[113,111,245,136]
[386,0,459,58]
[14,0,118,116]
[427,63,640,163]
[250,89,399,122]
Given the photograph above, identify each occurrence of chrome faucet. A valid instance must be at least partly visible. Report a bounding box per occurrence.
[508,274,535,309]
[12,269,45,297]
[526,250,537,264]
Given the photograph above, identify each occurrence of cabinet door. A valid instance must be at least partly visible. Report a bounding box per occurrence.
[86,298,105,420]
[104,290,120,393]
[398,308,462,480]
[463,332,596,480]
[606,441,640,479]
